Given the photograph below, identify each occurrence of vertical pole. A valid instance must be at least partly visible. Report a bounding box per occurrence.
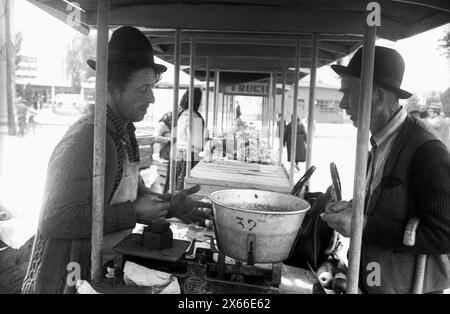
[169,29,181,193]
[306,34,318,173]
[91,0,109,284]
[271,72,277,153]
[4,0,16,135]
[205,57,210,137]
[346,23,377,295]
[213,70,220,137]
[290,38,301,186]
[268,74,273,147]
[279,63,286,165]
[221,93,225,135]
[261,98,265,138]
[224,94,228,133]
[186,36,195,178]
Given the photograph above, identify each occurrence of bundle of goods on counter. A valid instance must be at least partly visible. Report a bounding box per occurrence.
[202,129,277,165]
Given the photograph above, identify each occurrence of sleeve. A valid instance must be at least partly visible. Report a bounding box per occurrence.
[363,140,450,254]
[301,123,307,142]
[40,126,136,240]
[156,122,170,137]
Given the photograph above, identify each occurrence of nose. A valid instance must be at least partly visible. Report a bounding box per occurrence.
[147,88,155,104]
[339,95,348,110]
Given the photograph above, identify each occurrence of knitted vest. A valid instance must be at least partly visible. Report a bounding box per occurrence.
[360,116,450,293]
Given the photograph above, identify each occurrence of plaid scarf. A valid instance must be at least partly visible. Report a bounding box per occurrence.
[107,108,140,196]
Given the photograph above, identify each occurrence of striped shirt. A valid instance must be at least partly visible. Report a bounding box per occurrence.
[366,107,407,206]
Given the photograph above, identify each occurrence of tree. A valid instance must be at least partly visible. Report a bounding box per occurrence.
[14,31,22,71]
[65,34,96,93]
[439,30,450,57]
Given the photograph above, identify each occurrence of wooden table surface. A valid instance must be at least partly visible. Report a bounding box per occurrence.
[185,160,292,195]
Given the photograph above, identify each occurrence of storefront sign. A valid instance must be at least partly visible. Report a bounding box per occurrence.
[225,83,269,96]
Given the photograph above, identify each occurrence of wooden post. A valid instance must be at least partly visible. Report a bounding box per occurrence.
[271,72,277,153]
[306,34,318,173]
[279,63,287,165]
[205,57,210,137]
[4,0,16,135]
[213,70,220,137]
[261,97,266,139]
[169,29,181,193]
[290,38,301,186]
[346,23,377,295]
[221,93,225,135]
[224,94,229,133]
[91,0,109,284]
[186,36,195,178]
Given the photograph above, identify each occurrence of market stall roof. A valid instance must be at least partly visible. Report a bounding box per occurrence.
[28,0,449,82]
[28,0,449,39]
[182,69,308,87]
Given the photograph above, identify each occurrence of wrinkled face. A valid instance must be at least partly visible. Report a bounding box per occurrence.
[339,76,362,127]
[339,75,386,129]
[114,67,158,122]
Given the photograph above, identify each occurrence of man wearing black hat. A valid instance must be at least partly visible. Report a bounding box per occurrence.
[321,46,450,294]
[22,26,209,294]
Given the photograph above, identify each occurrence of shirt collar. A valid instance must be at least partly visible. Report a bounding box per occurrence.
[371,106,407,147]
[106,107,136,140]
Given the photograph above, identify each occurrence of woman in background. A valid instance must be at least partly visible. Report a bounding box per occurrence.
[284,115,307,171]
[176,88,205,190]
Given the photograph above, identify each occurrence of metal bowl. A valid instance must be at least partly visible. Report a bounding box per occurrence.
[209,189,310,263]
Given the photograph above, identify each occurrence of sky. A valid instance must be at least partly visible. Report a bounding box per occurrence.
[12,1,450,97]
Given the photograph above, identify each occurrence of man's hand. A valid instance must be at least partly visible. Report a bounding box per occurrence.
[157,185,213,219]
[132,194,169,224]
[321,200,352,237]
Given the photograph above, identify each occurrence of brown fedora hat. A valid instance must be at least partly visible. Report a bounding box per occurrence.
[331,46,412,99]
[87,26,167,74]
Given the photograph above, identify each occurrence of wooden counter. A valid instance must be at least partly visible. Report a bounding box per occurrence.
[185,160,292,195]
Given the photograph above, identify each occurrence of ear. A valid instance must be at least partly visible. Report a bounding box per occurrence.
[372,86,386,105]
[108,85,121,102]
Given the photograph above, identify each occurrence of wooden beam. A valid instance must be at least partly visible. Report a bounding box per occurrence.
[346,21,377,295]
[279,61,287,165]
[146,31,364,43]
[4,0,16,135]
[86,4,408,39]
[305,34,318,175]
[27,0,90,34]
[205,57,210,137]
[213,71,220,137]
[186,36,196,178]
[91,0,109,284]
[400,12,450,39]
[169,29,181,193]
[159,43,337,60]
[290,39,301,186]
[151,36,353,55]
[391,0,450,13]
[170,57,332,72]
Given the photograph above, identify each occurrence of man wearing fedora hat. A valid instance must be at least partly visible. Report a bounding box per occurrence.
[22,26,210,294]
[321,46,450,294]
[426,101,450,148]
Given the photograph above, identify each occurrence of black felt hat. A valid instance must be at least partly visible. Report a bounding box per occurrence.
[87,26,167,74]
[331,46,412,99]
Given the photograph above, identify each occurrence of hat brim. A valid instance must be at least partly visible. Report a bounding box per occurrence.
[331,64,412,99]
[87,59,167,74]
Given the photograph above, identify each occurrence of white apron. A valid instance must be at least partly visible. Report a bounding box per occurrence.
[101,155,139,264]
